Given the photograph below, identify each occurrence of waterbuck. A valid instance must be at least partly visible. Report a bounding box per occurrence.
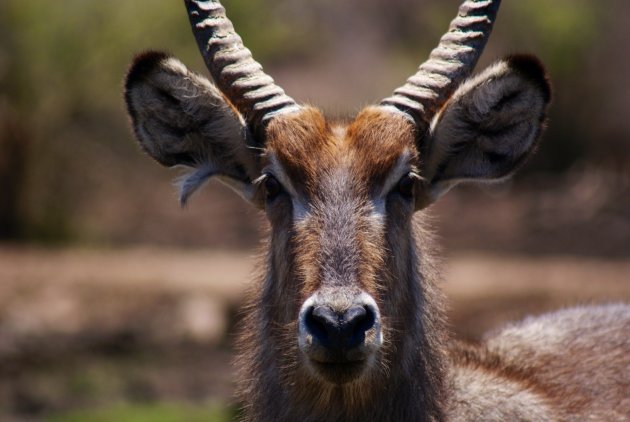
[124,0,630,420]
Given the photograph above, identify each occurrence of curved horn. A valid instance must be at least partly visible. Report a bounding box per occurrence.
[184,0,300,133]
[381,0,501,128]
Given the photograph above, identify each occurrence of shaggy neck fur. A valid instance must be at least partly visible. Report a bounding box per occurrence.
[235,219,449,422]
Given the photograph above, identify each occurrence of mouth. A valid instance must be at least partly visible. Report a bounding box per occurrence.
[308,358,368,384]
[300,339,376,384]
[297,291,383,384]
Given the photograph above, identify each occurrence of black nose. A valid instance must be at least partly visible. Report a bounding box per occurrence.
[305,304,376,351]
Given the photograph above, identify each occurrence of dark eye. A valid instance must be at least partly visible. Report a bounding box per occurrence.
[264,174,283,201]
[396,173,416,200]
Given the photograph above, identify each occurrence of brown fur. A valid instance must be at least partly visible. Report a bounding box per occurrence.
[232,106,629,421]
[232,107,448,421]
[124,20,629,422]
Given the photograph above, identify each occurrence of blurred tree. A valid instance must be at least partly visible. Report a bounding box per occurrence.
[0,103,29,239]
[0,0,627,246]
[0,0,309,243]
[0,3,29,239]
[504,0,605,173]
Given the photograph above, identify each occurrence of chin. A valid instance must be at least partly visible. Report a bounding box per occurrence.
[305,351,382,385]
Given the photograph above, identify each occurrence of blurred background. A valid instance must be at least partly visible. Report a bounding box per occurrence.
[1,0,629,420]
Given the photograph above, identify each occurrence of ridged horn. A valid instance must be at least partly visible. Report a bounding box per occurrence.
[380,0,501,129]
[184,0,300,133]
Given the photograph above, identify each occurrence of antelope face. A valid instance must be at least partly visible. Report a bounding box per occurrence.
[124,0,551,389]
[261,108,419,383]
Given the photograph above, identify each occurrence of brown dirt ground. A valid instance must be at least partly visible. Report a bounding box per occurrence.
[0,246,629,419]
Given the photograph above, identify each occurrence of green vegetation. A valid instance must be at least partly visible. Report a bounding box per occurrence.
[48,402,234,422]
[510,0,602,75]
[0,0,310,244]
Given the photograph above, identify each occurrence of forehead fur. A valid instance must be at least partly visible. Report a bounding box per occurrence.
[265,107,335,190]
[264,106,417,194]
[346,107,418,183]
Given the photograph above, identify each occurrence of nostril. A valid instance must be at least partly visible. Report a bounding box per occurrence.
[305,306,337,346]
[342,305,376,348]
[304,304,378,352]
[312,306,340,330]
[349,305,376,331]
[343,306,368,331]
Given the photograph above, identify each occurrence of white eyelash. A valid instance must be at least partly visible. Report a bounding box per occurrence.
[252,173,269,186]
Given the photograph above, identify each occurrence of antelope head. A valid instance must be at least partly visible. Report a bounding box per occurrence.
[125,0,550,395]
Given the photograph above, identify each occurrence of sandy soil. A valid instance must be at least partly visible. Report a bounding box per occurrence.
[2,246,628,338]
[0,246,628,419]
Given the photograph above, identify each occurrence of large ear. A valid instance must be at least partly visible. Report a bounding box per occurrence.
[124,51,261,206]
[418,55,551,206]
